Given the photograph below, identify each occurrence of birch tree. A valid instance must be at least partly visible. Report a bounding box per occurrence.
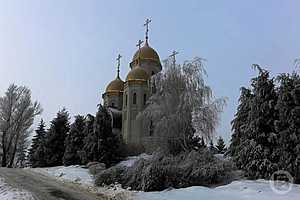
[0,84,42,167]
[140,57,226,154]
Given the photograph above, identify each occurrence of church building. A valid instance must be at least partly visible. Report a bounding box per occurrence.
[102,19,162,154]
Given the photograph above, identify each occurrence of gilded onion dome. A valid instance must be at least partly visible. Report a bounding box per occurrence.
[126,65,150,81]
[105,77,124,93]
[106,54,124,93]
[132,41,161,65]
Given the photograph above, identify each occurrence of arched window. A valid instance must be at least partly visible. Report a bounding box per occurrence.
[111,102,115,108]
[143,94,147,105]
[133,93,137,105]
[125,93,128,106]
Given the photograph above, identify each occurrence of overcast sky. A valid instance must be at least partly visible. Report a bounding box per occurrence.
[0,0,299,142]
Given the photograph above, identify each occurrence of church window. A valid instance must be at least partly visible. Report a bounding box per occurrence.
[143,94,147,105]
[133,93,137,105]
[111,102,115,107]
[149,120,154,136]
[125,94,128,107]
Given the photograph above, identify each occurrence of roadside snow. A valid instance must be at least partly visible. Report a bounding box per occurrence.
[30,166,134,199]
[135,180,300,200]
[0,178,34,200]
[31,165,94,186]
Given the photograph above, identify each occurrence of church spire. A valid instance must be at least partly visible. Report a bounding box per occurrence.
[143,18,151,46]
[116,54,122,79]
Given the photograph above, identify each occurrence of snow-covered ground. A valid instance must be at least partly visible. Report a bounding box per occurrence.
[0,178,34,200]
[30,165,134,199]
[31,165,94,186]
[135,180,300,200]
[29,157,300,200]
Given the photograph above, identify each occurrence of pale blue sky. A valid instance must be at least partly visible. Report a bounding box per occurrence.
[0,0,299,142]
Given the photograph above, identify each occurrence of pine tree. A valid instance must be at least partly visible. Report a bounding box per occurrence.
[276,73,300,183]
[94,105,121,166]
[63,115,85,166]
[216,136,226,153]
[44,108,70,167]
[28,119,47,167]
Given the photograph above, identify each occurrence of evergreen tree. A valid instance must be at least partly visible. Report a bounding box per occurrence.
[231,66,279,179]
[228,87,252,160]
[63,115,85,166]
[94,105,121,166]
[200,136,206,148]
[44,108,70,167]
[216,136,226,153]
[209,140,218,154]
[28,119,47,167]
[81,114,97,163]
[276,73,300,183]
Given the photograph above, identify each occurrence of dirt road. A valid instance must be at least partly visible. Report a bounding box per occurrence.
[0,168,105,200]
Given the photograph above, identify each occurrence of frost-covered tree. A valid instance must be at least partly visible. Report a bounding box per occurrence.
[28,119,46,167]
[140,57,225,154]
[44,108,70,167]
[216,136,226,153]
[275,73,300,183]
[0,84,42,167]
[63,115,85,166]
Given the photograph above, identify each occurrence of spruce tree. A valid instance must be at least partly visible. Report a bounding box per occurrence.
[228,87,252,161]
[44,108,70,167]
[276,73,300,183]
[63,115,85,166]
[94,105,121,166]
[28,119,47,167]
[216,136,226,153]
[232,66,279,179]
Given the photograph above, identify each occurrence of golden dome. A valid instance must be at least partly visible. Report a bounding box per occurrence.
[132,42,160,63]
[105,77,124,92]
[126,66,150,81]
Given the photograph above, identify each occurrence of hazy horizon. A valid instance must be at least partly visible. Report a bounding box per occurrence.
[0,0,299,143]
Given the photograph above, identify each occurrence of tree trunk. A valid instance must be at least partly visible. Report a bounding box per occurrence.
[8,133,20,168]
[1,132,7,167]
[1,148,7,167]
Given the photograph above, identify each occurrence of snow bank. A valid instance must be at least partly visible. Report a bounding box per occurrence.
[135,180,300,200]
[31,165,94,186]
[118,153,152,168]
[0,178,34,200]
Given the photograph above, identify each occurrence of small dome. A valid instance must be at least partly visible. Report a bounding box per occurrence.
[132,42,160,64]
[126,66,150,81]
[106,77,124,92]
